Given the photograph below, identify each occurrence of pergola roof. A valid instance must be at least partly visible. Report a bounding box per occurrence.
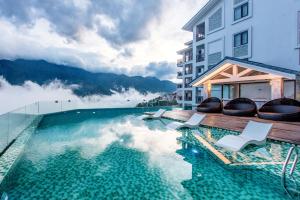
[191,57,299,86]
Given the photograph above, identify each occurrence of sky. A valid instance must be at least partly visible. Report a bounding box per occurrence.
[0,0,208,82]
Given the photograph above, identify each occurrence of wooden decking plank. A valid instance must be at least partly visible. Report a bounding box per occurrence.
[162,110,300,145]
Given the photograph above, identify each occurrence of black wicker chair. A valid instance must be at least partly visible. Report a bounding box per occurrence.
[258,98,300,121]
[223,98,257,117]
[197,97,222,113]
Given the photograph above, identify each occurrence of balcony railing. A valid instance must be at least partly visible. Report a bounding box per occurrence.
[177,72,183,78]
[185,70,193,75]
[177,96,183,101]
[196,54,205,62]
[177,59,184,67]
[184,55,193,62]
[196,34,205,42]
[184,83,192,88]
[184,96,193,101]
[196,96,204,103]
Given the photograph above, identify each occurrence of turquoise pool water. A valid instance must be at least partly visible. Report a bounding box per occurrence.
[0,108,291,199]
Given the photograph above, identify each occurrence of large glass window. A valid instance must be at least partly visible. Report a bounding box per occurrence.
[240,83,271,100]
[284,81,295,99]
[234,3,249,21]
[222,84,239,99]
[211,85,222,99]
[234,31,248,47]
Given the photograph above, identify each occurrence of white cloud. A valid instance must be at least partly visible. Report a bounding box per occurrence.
[0,0,208,78]
[0,77,160,114]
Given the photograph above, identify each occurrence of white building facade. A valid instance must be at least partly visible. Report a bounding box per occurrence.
[177,0,300,108]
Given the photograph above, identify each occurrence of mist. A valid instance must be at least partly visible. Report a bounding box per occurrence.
[0,77,160,114]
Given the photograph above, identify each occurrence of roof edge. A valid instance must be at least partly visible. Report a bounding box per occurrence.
[190,57,300,86]
[182,0,220,31]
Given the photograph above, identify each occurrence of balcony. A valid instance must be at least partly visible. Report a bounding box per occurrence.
[184,55,193,63]
[177,59,184,67]
[177,72,183,79]
[177,84,183,89]
[196,54,205,62]
[184,96,193,101]
[184,83,192,88]
[196,96,204,103]
[196,34,205,42]
[185,69,193,75]
[177,96,183,101]
[196,23,205,42]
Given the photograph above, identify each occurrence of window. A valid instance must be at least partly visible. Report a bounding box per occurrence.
[284,81,295,99]
[234,31,248,47]
[234,3,249,21]
[208,8,223,32]
[240,83,271,100]
[211,85,222,99]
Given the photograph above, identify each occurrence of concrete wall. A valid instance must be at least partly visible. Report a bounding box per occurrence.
[186,0,300,105]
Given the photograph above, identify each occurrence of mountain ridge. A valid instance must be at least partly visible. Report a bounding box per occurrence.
[0,59,176,96]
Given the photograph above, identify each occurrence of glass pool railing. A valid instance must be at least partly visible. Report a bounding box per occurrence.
[0,100,79,154]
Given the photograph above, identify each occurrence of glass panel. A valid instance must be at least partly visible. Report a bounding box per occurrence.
[0,100,81,154]
[242,3,249,17]
[284,81,295,99]
[38,101,62,114]
[222,85,231,99]
[234,6,242,20]
[211,85,222,99]
[234,34,241,47]
[8,107,27,142]
[240,83,271,100]
[0,113,9,153]
[241,31,248,45]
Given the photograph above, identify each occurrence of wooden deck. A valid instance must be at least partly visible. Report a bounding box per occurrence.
[162,110,300,145]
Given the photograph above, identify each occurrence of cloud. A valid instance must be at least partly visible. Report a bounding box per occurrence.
[0,0,162,45]
[0,0,207,80]
[0,77,160,114]
[145,62,177,80]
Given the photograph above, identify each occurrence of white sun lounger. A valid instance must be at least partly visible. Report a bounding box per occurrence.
[138,109,166,120]
[166,113,206,130]
[215,121,273,152]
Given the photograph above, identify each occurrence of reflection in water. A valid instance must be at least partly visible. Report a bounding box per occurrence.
[176,141,287,199]
[1,112,291,200]
[5,115,194,199]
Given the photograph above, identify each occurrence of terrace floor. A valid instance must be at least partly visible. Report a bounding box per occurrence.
[162,110,300,145]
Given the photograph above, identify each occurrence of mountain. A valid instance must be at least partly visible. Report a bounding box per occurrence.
[0,59,176,96]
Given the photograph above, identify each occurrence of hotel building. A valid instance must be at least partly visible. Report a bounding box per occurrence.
[176,0,300,108]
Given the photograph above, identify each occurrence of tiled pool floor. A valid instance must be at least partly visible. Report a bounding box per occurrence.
[0,108,297,199]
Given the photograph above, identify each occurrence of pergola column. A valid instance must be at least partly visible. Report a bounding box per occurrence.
[270,78,283,99]
[203,82,211,99]
[296,74,300,101]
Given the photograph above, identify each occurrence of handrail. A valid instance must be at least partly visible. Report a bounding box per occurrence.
[282,145,299,199]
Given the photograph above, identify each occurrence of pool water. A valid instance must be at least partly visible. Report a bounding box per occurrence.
[0,108,291,199]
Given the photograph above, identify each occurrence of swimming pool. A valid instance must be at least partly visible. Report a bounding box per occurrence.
[0,108,292,199]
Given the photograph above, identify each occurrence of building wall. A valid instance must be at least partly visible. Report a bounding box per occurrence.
[177,0,300,107]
